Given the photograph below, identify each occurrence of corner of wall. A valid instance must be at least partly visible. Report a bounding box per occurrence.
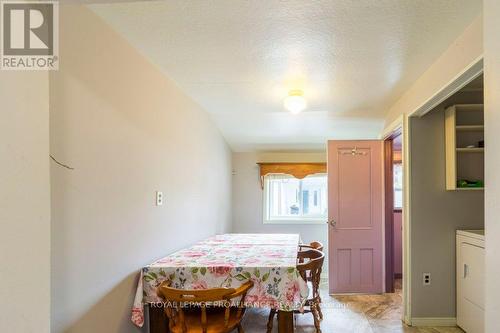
[384,13,483,127]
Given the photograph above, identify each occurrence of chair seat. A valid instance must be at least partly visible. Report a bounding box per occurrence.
[169,307,241,333]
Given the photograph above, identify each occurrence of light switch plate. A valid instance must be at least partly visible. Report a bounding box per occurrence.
[156,191,163,206]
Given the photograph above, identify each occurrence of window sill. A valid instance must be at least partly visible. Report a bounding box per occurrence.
[263,219,327,225]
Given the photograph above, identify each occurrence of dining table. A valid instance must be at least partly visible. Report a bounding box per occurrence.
[131,233,309,332]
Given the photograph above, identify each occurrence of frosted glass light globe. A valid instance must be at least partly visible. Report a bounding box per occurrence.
[284,91,307,114]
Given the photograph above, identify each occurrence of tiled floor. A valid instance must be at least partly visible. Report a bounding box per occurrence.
[242,280,463,333]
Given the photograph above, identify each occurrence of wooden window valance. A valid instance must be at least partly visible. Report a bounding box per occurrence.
[257,162,327,188]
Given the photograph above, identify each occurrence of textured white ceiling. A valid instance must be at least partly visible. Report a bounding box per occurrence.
[90,0,481,151]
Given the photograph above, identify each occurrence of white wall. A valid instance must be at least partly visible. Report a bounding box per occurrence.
[50,5,231,333]
[484,1,500,331]
[231,152,329,272]
[385,14,483,126]
[0,71,51,332]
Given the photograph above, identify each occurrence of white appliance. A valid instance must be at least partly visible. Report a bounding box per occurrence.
[456,230,485,333]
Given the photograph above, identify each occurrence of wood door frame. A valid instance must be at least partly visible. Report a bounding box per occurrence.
[383,116,409,324]
[384,137,395,293]
[383,128,402,294]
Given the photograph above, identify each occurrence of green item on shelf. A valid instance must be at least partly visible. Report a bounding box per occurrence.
[457,180,484,188]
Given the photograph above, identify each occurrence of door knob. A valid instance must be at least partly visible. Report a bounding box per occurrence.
[328,219,337,227]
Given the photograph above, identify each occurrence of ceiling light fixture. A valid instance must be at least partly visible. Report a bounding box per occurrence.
[284,90,307,114]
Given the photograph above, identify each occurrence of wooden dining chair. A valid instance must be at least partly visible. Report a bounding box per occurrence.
[158,280,254,333]
[267,249,325,333]
[298,241,324,301]
[298,241,324,252]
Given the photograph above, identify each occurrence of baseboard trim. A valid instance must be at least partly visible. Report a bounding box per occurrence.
[411,317,457,327]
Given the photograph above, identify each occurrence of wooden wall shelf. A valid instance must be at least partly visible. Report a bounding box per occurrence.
[445,104,485,191]
[456,125,484,132]
[456,148,484,153]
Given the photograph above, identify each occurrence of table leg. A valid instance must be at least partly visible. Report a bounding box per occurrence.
[149,305,169,333]
[277,310,294,333]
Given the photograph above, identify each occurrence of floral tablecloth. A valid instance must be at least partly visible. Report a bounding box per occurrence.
[131,233,308,327]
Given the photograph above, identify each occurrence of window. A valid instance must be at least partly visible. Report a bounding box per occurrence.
[394,163,403,209]
[263,174,328,224]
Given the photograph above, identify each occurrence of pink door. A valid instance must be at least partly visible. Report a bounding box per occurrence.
[328,140,384,294]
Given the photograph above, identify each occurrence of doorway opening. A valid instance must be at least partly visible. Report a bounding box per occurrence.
[384,131,403,294]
